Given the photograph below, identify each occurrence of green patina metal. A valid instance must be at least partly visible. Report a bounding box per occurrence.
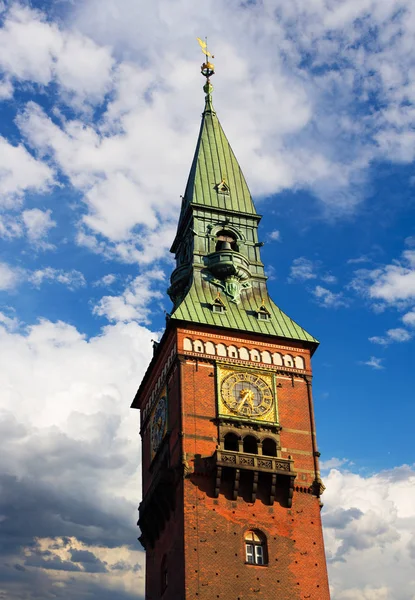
[168,86,318,348]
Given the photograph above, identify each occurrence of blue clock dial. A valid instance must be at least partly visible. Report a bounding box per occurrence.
[150,394,167,457]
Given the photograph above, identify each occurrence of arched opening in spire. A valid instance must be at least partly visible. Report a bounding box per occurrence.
[215,230,238,252]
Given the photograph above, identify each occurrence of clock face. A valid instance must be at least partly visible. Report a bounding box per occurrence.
[220,371,273,418]
[150,393,167,458]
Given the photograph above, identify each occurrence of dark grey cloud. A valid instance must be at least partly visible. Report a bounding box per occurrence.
[323,507,363,529]
[70,549,109,572]
[25,553,82,572]
[0,408,143,599]
[111,560,142,572]
[0,473,136,555]
[0,559,144,600]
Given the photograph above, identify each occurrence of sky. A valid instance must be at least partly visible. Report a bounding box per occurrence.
[0,0,414,598]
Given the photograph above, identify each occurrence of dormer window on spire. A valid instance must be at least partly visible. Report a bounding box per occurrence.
[212,292,226,314]
[215,177,230,195]
[257,300,271,321]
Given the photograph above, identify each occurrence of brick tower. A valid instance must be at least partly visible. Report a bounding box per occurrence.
[132,55,331,599]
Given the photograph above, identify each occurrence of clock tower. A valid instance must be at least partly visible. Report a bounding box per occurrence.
[132,56,331,599]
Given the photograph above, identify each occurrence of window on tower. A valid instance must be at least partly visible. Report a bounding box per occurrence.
[244,530,267,565]
[224,432,239,451]
[161,554,168,594]
[243,435,258,454]
[262,438,278,457]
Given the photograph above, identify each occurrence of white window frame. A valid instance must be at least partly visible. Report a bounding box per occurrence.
[245,532,266,565]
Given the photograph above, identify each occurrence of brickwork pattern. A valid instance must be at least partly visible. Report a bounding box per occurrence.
[137,324,330,599]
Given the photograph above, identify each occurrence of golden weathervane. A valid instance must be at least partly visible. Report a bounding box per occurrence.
[197,37,215,83]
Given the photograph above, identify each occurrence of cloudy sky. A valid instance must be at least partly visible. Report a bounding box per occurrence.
[0,0,414,598]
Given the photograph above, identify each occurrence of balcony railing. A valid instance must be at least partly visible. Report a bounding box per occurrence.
[215,450,295,475]
[213,450,296,506]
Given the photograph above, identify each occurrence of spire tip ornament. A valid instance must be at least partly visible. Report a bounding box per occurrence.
[197,36,215,95]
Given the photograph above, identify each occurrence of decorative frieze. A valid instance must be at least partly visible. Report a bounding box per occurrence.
[182,336,306,370]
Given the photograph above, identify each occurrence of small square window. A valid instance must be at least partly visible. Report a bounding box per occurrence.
[213,304,225,313]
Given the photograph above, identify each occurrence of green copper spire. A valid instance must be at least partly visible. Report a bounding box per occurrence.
[168,52,318,348]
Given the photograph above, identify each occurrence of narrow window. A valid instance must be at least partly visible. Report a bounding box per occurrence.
[161,554,168,594]
[262,438,277,457]
[224,432,239,451]
[245,531,267,565]
[243,435,258,454]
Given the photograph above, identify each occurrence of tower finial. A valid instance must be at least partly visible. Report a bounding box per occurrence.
[197,37,215,98]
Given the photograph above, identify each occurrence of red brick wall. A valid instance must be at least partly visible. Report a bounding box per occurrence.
[138,323,330,599]
[144,481,185,600]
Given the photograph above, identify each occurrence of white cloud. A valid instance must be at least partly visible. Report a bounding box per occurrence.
[0,4,114,107]
[333,585,390,600]
[0,75,12,99]
[93,274,117,287]
[320,457,350,470]
[0,309,20,331]
[0,261,20,290]
[321,273,338,284]
[352,251,415,306]
[68,0,415,217]
[0,213,23,239]
[360,356,384,370]
[2,0,415,267]
[324,465,415,600]
[22,208,56,247]
[268,230,281,241]
[28,268,86,290]
[0,317,153,597]
[369,328,412,346]
[313,285,348,308]
[0,136,54,208]
[402,309,415,327]
[347,256,371,265]
[93,269,164,323]
[289,257,318,281]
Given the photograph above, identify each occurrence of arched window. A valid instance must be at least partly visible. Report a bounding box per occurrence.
[294,356,305,370]
[193,340,204,353]
[250,349,260,362]
[216,343,227,357]
[272,352,283,366]
[243,435,258,454]
[183,337,192,351]
[161,554,168,594]
[224,432,239,451]
[238,347,249,360]
[205,341,216,355]
[262,438,277,457]
[283,354,294,367]
[245,530,267,565]
[228,345,238,358]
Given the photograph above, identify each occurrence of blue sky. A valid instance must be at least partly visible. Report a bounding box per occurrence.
[0,1,414,599]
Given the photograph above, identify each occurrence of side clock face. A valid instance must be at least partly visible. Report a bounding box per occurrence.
[150,394,167,457]
[221,371,273,418]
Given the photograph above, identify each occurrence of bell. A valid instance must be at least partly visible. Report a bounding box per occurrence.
[218,241,232,251]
